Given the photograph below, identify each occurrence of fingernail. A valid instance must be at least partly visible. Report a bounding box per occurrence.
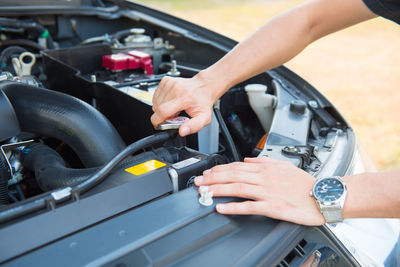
[203,169,210,176]
[194,176,203,185]
[216,204,225,212]
[180,126,190,136]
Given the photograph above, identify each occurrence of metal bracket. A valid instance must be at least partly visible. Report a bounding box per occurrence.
[282,145,312,165]
[282,145,322,172]
[0,139,34,177]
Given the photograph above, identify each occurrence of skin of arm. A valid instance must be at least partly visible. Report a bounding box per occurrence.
[151,0,393,225]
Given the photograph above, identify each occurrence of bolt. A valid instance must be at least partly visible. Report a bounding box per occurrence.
[285,146,297,152]
[139,82,148,90]
[167,60,181,77]
[308,100,318,109]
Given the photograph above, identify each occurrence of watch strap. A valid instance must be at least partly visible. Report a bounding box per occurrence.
[320,204,343,224]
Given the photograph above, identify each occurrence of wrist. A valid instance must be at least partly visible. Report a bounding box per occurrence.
[342,173,379,219]
[195,67,231,103]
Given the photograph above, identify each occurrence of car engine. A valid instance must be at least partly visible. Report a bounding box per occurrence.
[0,20,236,218]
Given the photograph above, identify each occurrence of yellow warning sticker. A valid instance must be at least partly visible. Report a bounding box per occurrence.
[131,91,153,104]
[125,160,166,176]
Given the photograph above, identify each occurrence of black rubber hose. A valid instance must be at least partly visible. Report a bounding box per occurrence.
[7,192,17,203]
[72,131,175,194]
[0,39,45,51]
[0,46,27,73]
[0,194,48,223]
[0,155,10,205]
[2,82,126,168]
[112,28,135,41]
[22,143,98,191]
[0,17,44,31]
[22,143,161,191]
[0,131,175,224]
[0,18,54,49]
[0,17,43,33]
[213,107,240,161]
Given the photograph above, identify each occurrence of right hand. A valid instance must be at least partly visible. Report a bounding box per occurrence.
[194,157,326,226]
[151,73,219,136]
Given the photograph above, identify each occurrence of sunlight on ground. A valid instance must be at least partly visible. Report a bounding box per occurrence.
[135,0,400,170]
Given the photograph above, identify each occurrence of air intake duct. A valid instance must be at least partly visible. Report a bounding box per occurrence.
[1,81,126,167]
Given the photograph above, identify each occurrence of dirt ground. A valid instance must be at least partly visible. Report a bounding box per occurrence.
[137,0,400,170]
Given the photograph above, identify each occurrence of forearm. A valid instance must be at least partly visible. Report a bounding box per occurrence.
[198,0,376,102]
[343,169,400,219]
[150,0,375,136]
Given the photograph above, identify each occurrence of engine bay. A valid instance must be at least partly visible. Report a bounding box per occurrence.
[0,4,359,265]
[0,13,276,212]
[0,3,350,227]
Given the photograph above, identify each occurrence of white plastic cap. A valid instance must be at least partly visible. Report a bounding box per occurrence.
[199,186,213,206]
[244,83,267,92]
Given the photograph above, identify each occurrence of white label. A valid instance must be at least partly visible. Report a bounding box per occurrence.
[172,157,201,170]
[51,187,72,200]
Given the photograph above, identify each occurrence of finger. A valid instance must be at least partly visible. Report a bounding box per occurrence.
[216,201,266,216]
[195,169,261,186]
[152,87,162,110]
[217,201,324,225]
[150,112,163,129]
[151,99,186,128]
[152,76,173,108]
[179,113,211,136]
[208,161,262,174]
[244,156,276,163]
[204,183,265,200]
[152,82,165,110]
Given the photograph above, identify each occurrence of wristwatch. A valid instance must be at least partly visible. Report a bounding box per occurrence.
[310,176,347,224]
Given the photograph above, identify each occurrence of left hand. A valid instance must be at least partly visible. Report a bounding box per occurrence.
[194,157,325,226]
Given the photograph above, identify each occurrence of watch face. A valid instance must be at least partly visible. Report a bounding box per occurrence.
[314,177,344,202]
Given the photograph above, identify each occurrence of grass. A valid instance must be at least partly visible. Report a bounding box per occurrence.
[135,0,400,171]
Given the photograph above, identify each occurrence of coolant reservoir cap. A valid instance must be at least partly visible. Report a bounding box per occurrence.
[165,116,188,124]
[157,116,189,130]
[244,84,267,92]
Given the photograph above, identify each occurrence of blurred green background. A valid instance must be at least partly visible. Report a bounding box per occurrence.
[135,0,400,171]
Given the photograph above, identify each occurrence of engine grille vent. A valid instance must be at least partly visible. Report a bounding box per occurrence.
[277,239,307,267]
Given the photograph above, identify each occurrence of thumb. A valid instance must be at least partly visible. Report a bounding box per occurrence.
[179,113,211,136]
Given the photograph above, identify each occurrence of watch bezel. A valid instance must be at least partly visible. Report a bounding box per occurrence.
[312,176,347,206]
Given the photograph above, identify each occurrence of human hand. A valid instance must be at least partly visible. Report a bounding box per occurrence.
[194,157,325,226]
[151,72,224,137]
